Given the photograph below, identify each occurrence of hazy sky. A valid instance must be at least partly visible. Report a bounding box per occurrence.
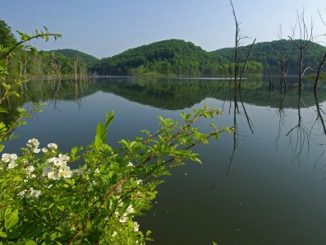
[1,0,326,58]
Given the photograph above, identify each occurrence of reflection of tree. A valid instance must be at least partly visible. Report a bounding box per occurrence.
[227,87,239,174]
[314,91,326,135]
[311,91,326,168]
[48,79,89,109]
[285,87,310,163]
[226,82,254,175]
[275,90,287,150]
[0,79,90,129]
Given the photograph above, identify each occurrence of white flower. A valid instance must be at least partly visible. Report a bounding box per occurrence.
[29,188,41,198]
[58,166,72,179]
[47,171,60,180]
[133,221,140,232]
[47,143,58,150]
[47,157,57,164]
[2,153,18,169]
[127,162,134,167]
[1,153,17,163]
[136,179,142,185]
[33,148,40,153]
[47,157,64,167]
[1,153,11,163]
[25,165,35,175]
[42,147,48,153]
[27,138,40,148]
[126,205,135,214]
[112,231,117,237]
[26,138,40,153]
[18,190,26,197]
[58,154,70,163]
[27,138,40,147]
[119,215,128,223]
[54,159,64,167]
[8,161,18,169]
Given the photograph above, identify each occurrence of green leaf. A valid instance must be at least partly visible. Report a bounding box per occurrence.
[0,231,7,238]
[0,107,8,113]
[4,209,19,230]
[104,112,115,129]
[94,123,105,149]
[25,240,37,245]
[94,112,115,149]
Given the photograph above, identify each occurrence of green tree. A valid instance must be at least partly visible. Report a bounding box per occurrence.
[0,20,16,47]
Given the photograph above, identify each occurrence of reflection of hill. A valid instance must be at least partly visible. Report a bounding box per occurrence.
[95,77,262,110]
[5,77,326,113]
[93,77,326,110]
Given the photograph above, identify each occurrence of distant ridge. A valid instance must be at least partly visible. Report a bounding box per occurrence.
[42,49,99,67]
[90,39,262,76]
[211,39,326,74]
[44,39,326,76]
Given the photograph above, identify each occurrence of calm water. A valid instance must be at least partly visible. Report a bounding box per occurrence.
[4,77,326,245]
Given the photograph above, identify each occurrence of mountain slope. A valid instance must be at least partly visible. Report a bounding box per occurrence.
[90,39,262,76]
[43,49,99,67]
[211,39,326,74]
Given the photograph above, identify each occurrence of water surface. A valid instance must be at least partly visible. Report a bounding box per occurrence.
[4,77,326,245]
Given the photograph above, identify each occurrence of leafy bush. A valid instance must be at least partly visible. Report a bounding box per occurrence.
[0,27,231,244]
[0,109,231,244]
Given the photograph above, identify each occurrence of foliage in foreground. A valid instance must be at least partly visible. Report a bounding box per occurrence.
[0,25,232,244]
[0,108,231,244]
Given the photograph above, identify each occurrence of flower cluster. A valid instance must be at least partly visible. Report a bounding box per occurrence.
[1,153,18,169]
[116,204,136,223]
[24,165,36,178]
[18,187,42,198]
[27,138,41,153]
[42,154,72,180]
[46,143,58,152]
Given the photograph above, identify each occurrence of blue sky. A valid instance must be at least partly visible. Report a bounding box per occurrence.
[1,0,326,58]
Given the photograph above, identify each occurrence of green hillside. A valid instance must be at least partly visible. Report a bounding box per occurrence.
[90,39,263,76]
[211,39,326,75]
[44,49,99,67]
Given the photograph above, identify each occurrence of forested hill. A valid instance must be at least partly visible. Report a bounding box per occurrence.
[211,39,326,74]
[43,49,99,67]
[90,39,263,76]
[3,17,326,77]
[0,20,94,79]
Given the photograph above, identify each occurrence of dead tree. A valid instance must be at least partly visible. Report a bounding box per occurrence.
[226,1,256,174]
[313,52,326,91]
[229,0,256,90]
[314,11,326,91]
[277,25,288,90]
[288,9,314,88]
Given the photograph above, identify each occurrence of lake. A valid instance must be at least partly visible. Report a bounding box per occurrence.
[4,76,326,245]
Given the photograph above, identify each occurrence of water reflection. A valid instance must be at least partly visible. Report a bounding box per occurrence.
[5,77,326,165]
[4,76,326,244]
